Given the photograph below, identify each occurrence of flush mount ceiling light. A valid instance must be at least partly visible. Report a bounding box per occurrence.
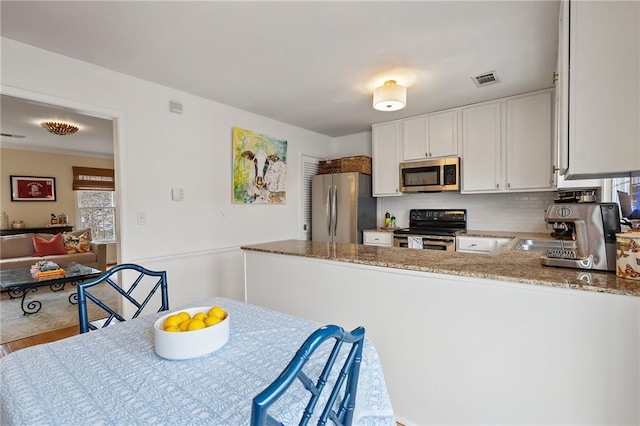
[40,121,79,136]
[373,80,407,112]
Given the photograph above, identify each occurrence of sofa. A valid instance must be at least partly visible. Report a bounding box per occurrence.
[0,229,107,272]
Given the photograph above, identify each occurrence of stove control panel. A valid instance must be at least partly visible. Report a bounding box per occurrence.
[409,209,466,222]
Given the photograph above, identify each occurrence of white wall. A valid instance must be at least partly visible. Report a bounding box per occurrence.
[330,131,371,158]
[0,148,114,228]
[380,191,557,232]
[1,38,335,306]
[246,251,640,426]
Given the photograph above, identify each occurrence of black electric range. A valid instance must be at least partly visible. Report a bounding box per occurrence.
[393,209,467,250]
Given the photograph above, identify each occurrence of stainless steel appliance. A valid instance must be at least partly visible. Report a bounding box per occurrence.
[312,172,376,244]
[541,202,621,271]
[399,157,460,193]
[555,189,598,203]
[393,209,467,250]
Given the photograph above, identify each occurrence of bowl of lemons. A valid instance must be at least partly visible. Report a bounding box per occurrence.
[153,305,229,360]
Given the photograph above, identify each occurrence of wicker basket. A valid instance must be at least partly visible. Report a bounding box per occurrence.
[318,158,341,175]
[340,156,372,175]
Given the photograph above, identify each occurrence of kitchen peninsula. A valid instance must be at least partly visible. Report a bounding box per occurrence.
[242,240,640,426]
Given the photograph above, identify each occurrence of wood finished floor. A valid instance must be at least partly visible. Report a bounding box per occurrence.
[0,324,78,358]
[1,326,404,426]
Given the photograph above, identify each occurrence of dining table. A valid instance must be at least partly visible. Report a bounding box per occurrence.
[0,297,395,425]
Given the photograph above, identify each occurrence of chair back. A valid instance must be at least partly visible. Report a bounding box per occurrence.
[251,325,365,426]
[77,263,169,333]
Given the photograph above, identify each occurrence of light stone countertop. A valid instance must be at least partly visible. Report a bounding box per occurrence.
[462,229,553,239]
[242,239,640,298]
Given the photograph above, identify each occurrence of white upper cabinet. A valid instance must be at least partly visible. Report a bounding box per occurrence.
[402,116,427,161]
[554,1,601,190]
[428,111,458,158]
[461,101,502,192]
[402,110,458,161]
[559,0,640,178]
[506,91,553,190]
[461,90,554,193]
[372,121,402,197]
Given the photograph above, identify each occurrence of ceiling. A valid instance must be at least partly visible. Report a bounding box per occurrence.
[1,95,115,157]
[0,1,560,156]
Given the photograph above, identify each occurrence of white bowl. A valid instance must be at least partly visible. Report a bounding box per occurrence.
[153,306,230,360]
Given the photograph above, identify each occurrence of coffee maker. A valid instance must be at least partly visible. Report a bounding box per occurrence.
[541,203,621,271]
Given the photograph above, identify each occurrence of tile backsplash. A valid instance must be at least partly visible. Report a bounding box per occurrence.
[378,191,557,233]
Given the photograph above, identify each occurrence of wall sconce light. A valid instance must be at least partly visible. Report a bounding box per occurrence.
[373,80,407,111]
[40,121,79,136]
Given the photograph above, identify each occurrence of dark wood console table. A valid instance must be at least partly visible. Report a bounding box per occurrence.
[1,225,74,236]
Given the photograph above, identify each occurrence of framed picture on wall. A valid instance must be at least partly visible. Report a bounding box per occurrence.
[10,175,57,201]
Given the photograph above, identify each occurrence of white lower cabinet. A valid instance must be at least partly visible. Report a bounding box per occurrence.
[363,230,393,247]
[456,236,512,255]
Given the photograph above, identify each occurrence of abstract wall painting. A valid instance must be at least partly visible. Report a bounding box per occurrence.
[232,127,287,204]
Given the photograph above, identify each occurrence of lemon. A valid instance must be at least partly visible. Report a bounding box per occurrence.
[163,315,182,329]
[176,311,191,322]
[204,316,221,327]
[193,312,207,322]
[187,319,206,331]
[179,320,191,331]
[164,325,181,332]
[208,306,227,320]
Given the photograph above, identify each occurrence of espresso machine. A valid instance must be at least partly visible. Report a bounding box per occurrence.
[541,203,621,271]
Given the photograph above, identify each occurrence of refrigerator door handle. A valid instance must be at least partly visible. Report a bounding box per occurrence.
[326,185,332,236]
[332,184,338,236]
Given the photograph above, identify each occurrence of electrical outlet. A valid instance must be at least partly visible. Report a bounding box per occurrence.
[137,211,147,225]
[171,187,184,201]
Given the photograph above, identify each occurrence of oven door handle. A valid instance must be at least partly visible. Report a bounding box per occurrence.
[421,239,452,246]
[421,236,455,243]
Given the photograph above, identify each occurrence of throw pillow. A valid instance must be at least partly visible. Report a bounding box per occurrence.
[32,233,66,257]
[67,228,92,241]
[63,230,91,254]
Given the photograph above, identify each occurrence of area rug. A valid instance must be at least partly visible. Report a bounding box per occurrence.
[0,283,118,344]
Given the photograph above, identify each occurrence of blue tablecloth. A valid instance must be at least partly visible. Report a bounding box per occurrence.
[1,297,395,425]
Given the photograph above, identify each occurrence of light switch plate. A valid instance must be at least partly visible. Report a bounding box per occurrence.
[171,187,184,201]
[137,211,147,225]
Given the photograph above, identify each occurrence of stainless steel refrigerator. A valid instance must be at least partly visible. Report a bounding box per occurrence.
[312,172,376,243]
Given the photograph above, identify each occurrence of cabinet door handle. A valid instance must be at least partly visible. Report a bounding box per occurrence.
[470,243,477,247]
[507,183,511,188]
[496,183,500,189]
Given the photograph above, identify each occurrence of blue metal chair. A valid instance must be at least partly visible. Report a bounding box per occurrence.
[77,263,169,333]
[251,325,365,426]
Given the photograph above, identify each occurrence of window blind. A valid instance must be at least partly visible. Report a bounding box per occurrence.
[72,166,115,191]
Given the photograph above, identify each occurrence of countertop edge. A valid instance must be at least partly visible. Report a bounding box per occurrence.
[242,240,640,298]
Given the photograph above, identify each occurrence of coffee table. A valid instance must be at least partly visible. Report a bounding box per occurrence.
[0,263,102,315]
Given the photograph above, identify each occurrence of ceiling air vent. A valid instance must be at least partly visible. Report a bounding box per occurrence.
[1,133,26,138]
[472,71,499,88]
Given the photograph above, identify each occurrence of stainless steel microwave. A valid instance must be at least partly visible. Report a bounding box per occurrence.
[399,157,460,192]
